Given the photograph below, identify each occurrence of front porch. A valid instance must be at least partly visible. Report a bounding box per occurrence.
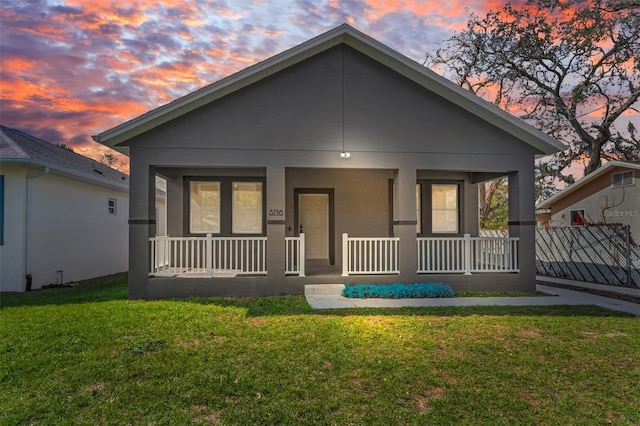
[132,163,536,299]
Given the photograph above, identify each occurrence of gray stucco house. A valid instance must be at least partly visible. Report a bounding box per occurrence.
[94,25,563,299]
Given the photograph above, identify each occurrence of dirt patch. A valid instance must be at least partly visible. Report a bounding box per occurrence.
[248,318,266,326]
[191,405,221,425]
[82,382,104,393]
[414,387,445,414]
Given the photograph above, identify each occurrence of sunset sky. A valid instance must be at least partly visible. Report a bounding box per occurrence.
[1,0,636,173]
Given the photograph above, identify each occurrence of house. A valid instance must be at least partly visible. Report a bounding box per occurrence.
[537,160,640,239]
[93,24,563,299]
[0,125,129,292]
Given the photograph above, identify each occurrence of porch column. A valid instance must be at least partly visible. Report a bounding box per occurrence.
[128,155,156,299]
[394,166,418,281]
[508,167,536,291]
[266,165,286,280]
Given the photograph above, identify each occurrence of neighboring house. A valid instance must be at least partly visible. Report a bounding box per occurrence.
[93,24,563,299]
[537,161,640,239]
[0,125,129,292]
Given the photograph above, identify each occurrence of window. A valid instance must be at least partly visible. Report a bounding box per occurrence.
[431,184,459,233]
[232,182,263,234]
[108,198,117,215]
[187,178,265,236]
[612,171,634,187]
[190,182,220,233]
[570,209,586,226]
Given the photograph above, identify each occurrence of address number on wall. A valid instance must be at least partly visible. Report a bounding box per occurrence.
[269,209,284,217]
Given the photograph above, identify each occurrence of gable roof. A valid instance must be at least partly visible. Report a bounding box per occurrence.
[1,125,128,192]
[93,24,565,156]
[537,160,640,209]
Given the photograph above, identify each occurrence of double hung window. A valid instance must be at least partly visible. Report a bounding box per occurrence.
[188,179,264,235]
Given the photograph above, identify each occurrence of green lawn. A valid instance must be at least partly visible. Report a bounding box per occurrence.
[1,274,639,425]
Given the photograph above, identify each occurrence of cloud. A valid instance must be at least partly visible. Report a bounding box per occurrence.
[0,0,527,172]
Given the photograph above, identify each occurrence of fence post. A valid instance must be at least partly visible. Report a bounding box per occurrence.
[464,233,472,275]
[625,225,632,287]
[299,233,306,277]
[206,233,213,277]
[342,233,349,277]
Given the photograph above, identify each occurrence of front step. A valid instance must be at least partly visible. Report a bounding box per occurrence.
[304,284,345,296]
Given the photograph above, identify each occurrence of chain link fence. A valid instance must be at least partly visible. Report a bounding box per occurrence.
[536,224,640,287]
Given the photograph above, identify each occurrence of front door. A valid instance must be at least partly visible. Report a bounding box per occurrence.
[298,194,329,259]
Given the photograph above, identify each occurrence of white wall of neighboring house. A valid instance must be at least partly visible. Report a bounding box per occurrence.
[0,166,129,292]
[0,165,28,292]
[29,173,128,289]
[551,182,640,241]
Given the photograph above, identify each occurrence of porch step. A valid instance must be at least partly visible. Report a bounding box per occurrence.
[304,284,345,296]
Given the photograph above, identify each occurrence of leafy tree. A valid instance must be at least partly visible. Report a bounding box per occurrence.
[427,0,640,193]
[99,152,126,170]
[479,178,509,229]
[55,143,74,152]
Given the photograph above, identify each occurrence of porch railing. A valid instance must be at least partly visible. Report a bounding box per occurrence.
[342,233,400,276]
[285,233,306,276]
[417,234,519,274]
[150,234,267,277]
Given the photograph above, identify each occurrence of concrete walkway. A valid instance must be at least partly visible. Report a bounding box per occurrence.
[304,283,640,316]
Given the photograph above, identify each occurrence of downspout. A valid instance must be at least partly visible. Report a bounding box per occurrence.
[25,166,49,291]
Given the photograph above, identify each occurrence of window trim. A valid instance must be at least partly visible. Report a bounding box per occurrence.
[108,198,117,215]
[612,171,634,187]
[570,209,586,226]
[417,180,464,237]
[184,177,266,237]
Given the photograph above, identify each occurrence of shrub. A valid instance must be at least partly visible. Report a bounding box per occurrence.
[342,283,454,299]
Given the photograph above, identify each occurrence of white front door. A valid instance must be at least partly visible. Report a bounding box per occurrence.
[298,194,329,259]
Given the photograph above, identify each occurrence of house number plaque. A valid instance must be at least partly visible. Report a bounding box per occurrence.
[268,209,284,217]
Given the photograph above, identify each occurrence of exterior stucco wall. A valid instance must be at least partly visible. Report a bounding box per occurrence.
[286,168,394,263]
[0,165,28,292]
[27,173,128,290]
[126,46,539,157]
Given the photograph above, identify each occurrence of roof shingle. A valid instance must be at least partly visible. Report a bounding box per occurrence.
[0,125,128,189]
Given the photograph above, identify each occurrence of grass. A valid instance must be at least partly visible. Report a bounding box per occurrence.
[1,275,639,425]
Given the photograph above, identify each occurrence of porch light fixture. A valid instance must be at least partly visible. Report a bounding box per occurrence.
[340,151,351,158]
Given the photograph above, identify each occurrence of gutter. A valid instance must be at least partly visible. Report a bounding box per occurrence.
[1,158,129,193]
[25,166,49,291]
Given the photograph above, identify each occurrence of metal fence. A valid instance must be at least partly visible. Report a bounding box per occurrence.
[536,224,640,287]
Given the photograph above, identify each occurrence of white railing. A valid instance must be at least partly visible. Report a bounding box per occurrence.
[417,236,467,273]
[285,233,306,276]
[470,237,519,272]
[342,233,400,276]
[417,234,519,274]
[150,234,267,277]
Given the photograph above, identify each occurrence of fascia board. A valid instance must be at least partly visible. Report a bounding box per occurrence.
[1,158,129,193]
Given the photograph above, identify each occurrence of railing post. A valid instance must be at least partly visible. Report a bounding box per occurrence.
[342,233,349,276]
[464,233,472,275]
[206,233,213,277]
[299,233,306,277]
